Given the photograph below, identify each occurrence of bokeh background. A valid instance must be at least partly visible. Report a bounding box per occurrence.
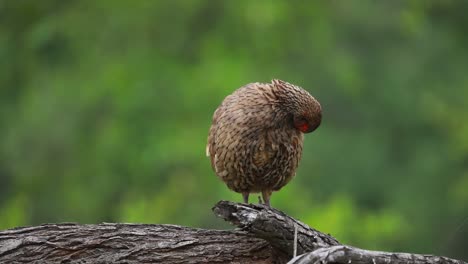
[1,0,467,260]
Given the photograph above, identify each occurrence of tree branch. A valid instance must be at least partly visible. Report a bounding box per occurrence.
[0,201,465,264]
[212,200,340,256]
[288,245,466,264]
[212,201,467,264]
[0,222,288,263]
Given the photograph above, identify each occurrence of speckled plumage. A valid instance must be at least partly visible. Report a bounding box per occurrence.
[206,79,321,206]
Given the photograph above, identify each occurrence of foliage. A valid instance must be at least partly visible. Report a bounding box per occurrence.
[0,0,467,260]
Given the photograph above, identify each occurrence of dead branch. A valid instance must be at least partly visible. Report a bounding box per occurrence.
[0,201,465,264]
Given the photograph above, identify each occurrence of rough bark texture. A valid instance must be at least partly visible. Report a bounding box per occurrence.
[213,201,466,264]
[0,201,465,264]
[288,245,466,264]
[0,222,288,263]
[212,200,340,256]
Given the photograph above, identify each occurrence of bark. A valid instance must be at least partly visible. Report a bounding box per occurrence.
[0,201,465,264]
[0,223,288,263]
[288,245,465,264]
[212,200,340,256]
[213,201,466,264]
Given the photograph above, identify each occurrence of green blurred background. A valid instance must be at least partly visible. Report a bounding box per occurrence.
[1,0,467,260]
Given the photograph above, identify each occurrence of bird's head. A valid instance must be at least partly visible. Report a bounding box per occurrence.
[272,79,322,134]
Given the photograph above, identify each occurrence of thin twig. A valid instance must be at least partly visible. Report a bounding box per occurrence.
[293,223,298,258]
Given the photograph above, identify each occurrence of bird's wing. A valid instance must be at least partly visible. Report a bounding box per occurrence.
[206,106,223,171]
[252,138,277,169]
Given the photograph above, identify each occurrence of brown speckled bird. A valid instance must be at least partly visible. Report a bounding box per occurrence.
[206,79,321,206]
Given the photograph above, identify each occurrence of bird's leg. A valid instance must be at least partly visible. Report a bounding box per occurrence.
[242,192,249,204]
[258,195,263,204]
[261,190,272,207]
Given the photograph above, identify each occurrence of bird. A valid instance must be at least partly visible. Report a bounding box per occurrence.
[206,79,321,206]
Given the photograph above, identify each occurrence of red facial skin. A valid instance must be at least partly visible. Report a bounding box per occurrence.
[294,112,321,134]
[296,121,310,133]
